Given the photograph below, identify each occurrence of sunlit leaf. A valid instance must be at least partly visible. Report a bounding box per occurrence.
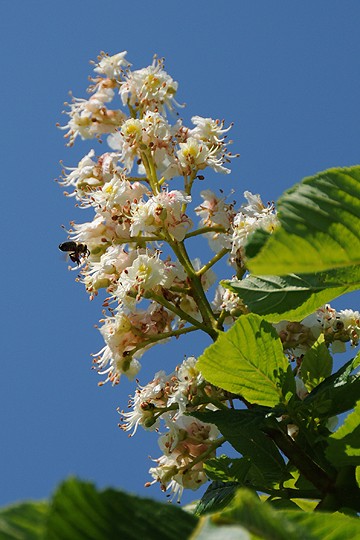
[326,400,360,467]
[205,488,360,540]
[301,353,360,417]
[0,502,48,540]
[46,478,197,540]
[301,335,333,391]
[194,410,287,485]
[203,456,251,483]
[195,481,240,516]
[192,516,251,540]
[197,314,295,407]
[223,265,360,322]
[246,166,360,276]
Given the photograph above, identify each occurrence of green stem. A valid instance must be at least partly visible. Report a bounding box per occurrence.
[182,437,226,474]
[264,425,335,495]
[114,236,162,244]
[196,248,230,276]
[127,103,137,119]
[170,240,219,339]
[193,397,229,411]
[185,226,226,239]
[123,326,200,360]
[168,285,192,294]
[142,149,160,195]
[146,291,213,335]
[216,309,228,329]
[316,466,360,513]
[139,151,157,194]
[158,176,166,187]
[184,171,197,198]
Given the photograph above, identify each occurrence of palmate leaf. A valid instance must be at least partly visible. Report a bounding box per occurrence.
[46,478,197,540]
[326,400,360,467]
[0,501,48,540]
[300,335,333,391]
[300,353,360,418]
[223,265,360,323]
[192,488,360,540]
[194,481,241,516]
[194,410,287,485]
[0,480,198,540]
[245,166,360,276]
[197,313,295,407]
[203,456,252,483]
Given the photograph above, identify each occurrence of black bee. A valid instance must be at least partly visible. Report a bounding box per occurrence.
[59,241,90,266]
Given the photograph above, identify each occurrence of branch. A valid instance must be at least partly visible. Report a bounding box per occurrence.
[264,425,335,495]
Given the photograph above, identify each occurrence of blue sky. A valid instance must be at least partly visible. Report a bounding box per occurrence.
[1,1,359,507]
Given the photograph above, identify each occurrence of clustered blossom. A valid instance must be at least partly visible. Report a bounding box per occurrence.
[93,304,175,385]
[276,304,360,361]
[58,51,359,501]
[194,189,279,271]
[120,356,225,499]
[58,51,250,378]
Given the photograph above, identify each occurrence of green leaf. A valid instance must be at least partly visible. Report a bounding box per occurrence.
[195,481,240,516]
[266,498,302,510]
[191,516,252,540]
[197,314,295,407]
[212,489,307,540]
[46,478,197,540]
[0,501,48,540]
[194,410,287,485]
[223,266,360,323]
[202,488,360,540]
[204,456,252,483]
[326,401,360,467]
[356,466,360,488]
[246,166,360,276]
[301,335,333,391]
[243,228,271,259]
[301,354,360,417]
[282,509,360,539]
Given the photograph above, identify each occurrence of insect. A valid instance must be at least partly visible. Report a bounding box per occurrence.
[59,241,90,266]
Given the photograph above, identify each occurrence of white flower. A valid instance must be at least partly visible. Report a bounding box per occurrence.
[195,189,234,251]
[130,190,192,241]
[59,150,100,197]
[94,51,130,79]
[148,416,219,502]
[177,135,234,175]
[141,110,173,145]
[295,376,309,400]
[176,137,211,174]
[302,306,360,350]
[92,175,148,211]
[59,93,125,146]
[178,296,202,322]
[212,281,246,323]
[69,214,111,250]
[119,57,179,114]
[107,119,143,172]
[84,245,138,294]
[231,191,278,266]
[168,357,204,414]
[190,116,232,144]
[115,252,170,300]
[336,309,360,347]
[94,303,174,385]
[120,370,171,435]
[195,190,232,229]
